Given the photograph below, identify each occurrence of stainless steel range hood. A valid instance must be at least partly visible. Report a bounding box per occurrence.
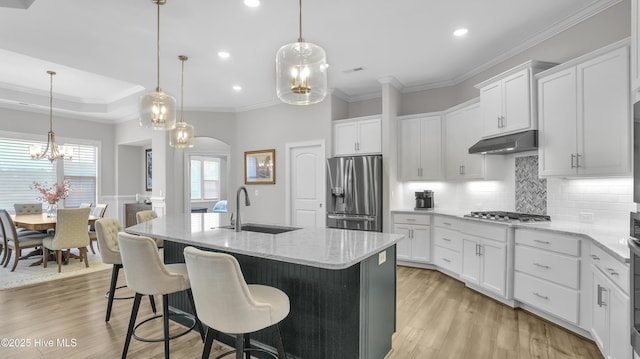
[468,130,537,155]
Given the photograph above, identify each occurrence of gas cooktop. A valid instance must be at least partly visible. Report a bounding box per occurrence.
[464,211,551,223]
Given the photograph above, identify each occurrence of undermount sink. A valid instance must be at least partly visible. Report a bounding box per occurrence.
[217,223,301,234]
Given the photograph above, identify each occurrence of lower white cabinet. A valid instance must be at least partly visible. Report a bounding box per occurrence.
[461,235,507,297]
[432,216,463,275]
[590,246,631,359]
[393,213,431,264]
[514,229,582,325]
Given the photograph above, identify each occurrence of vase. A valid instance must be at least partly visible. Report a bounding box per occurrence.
[47,203,57,217]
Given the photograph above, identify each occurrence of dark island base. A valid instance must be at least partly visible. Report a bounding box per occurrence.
[164,241,397,359]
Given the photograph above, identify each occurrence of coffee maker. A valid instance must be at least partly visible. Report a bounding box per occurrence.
[414,190,434,210]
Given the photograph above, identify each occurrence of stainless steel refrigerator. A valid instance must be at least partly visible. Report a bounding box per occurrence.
[326,155,382,232]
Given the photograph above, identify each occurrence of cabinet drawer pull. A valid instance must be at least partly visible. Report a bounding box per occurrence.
[606,268,619,276]
[533,239,551,245]
[533,262,550,269]
[533,292,549,300]
[442,237,451,242]
[442,222,452,226]
[406,218,416,222]
[442,258,451,263]
[591,254,600,261]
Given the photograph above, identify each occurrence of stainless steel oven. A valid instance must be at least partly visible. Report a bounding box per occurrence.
[630,212,640,356]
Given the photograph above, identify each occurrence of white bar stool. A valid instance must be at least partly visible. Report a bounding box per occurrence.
[94,218,156,322]
[118,233,204,359]
[183,246,290,359]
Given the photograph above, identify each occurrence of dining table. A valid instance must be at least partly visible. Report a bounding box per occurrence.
[11,213,100,266]
[11,213,99,231]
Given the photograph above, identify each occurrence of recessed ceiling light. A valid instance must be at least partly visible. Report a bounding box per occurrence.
[454,28,468,37]
[218,51,230,59]
[244,0,260,7]
[232,85,242,92]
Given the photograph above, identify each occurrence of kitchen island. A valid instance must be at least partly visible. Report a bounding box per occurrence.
[125,213,402,359]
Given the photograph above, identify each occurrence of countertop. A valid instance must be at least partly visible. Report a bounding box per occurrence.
[125,213,403,270]
[391,208,630,263]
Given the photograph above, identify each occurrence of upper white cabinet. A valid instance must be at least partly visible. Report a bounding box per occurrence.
[632,0,640,92]
[537,41,631,177]
[398,114,443,180]
[444,100,504,180]
[333,115,382,156]
[475,61,556,138]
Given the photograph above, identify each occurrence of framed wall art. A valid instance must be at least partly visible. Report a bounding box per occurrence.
[145,148,152,191]
[244,149,275,184]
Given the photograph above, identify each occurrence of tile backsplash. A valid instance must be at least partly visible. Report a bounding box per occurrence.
[515,155,546,214]
[400,153,633,228]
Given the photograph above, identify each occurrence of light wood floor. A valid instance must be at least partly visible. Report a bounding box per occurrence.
[0,265,603,359]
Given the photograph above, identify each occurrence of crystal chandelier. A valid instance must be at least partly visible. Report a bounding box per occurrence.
[29,71,73,162]
[275,0,328,105]
[169,55,195,149]
[139,0,176,130]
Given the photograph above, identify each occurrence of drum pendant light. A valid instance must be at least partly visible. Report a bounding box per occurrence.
[169,55,195,149]
[275,0,328,105]
[139,0,176,130]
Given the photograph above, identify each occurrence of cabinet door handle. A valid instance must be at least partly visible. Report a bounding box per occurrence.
[533,262,550,269]
[533,292,549,300]
[571,154,576,168]
[459,165,463,175]
[591,254,600,261]
[606,268,619,277]
[533,239,551,245]
[597,285,607,307]
[576,153,581,168]
[497,116,501,128]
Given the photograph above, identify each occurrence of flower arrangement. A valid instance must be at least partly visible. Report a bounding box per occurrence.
[30,180,71,204]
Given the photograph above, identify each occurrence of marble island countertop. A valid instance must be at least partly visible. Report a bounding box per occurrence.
[125,213,403,270]
[391,208,630,263]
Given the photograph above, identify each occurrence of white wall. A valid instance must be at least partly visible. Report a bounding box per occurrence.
[233,100,332,225]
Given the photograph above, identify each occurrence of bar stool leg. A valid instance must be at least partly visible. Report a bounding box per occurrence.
[105,264,119,322]
[235,334,244,359]
[163,294,170,359]
[201,327,215,359]
[186,288,206,342]
[122,293,142,359]
[149,295,157,313]
[273,324,286,359]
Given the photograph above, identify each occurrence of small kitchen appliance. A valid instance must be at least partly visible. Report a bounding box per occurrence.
[414,190,434,210]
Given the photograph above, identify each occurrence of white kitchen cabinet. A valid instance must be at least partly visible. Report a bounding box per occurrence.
[590,245,631,359]
[398,114,443,180]
[333,116,381,156]
[460,225,508,297]
[538,41,631,177]
[432,216,463,276]
[444,100,485,179]
[514,229,582,325]
[393,213,431,264]
[632,0,640,92]
[475,61,556,138]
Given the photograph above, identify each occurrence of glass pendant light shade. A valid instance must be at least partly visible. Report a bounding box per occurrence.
[169,121,194,149]
[139,90,176,130]
[276,41,327,105]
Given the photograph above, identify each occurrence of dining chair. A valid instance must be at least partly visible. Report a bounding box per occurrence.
[183,246,289,359]
[136,210,163,248]
[88,203,108,254]
[13,203,46,234]
[95,218,156,322]
[42,207,91,273]
[0,209,48,271]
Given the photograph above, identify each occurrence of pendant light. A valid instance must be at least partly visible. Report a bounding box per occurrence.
[169,55,195,149]
[139,0,176,130]
[275,0,328,105]
[29,71,73,162]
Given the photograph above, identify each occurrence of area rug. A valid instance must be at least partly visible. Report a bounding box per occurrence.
[0,249,110,290]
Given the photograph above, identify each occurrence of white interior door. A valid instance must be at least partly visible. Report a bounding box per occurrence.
[287,141,325,228]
